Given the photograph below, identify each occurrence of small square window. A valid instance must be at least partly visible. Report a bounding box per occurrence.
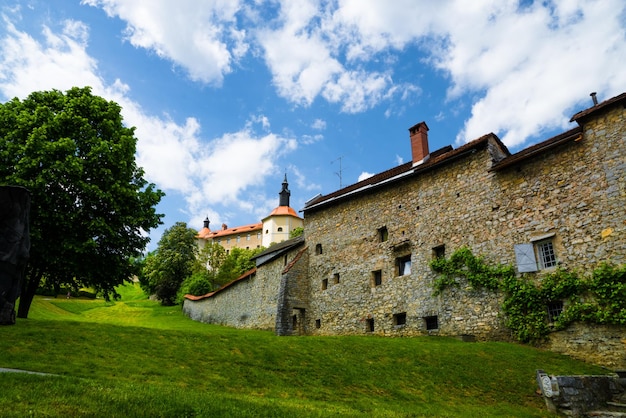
[278,227,283,232]
[432,245,445,259]
[397,254,412,276]
[315,319,321,329]
[321,278,328,290]
[372,270,382,287]
[547,301,563,322]
[393,312,407,326]
[425,315,439,330]
[333,273,340,284]
[378,226,388,242]
[366,318,375,332]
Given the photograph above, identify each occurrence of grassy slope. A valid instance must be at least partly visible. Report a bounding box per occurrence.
[0,284,607,417]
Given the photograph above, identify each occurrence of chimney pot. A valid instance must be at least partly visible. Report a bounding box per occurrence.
[409,121,430,165]
[590,92,598,106]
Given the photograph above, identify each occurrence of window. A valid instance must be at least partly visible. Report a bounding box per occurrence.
[378,226,388,242]
[333,273,340,284]
[257,232,261,239]
[226,237,230,244]
[322,278,328,290]
[432,245,445,259]
[315,243,323,255]
[247,234,250,241]
[537,240,557,269]
[278,227,283,232]
[315,319,321,329]
[425,315,439,330]
[547,301,563,323]
[372,270,382,287]
[514,237,558,272]
[397,254,412,276]
[393,312,407,326]
[284,254,288,266]
[236,235,240,242]
[366,318,375,332]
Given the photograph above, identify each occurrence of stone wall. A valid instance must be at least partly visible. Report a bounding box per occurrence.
[183,98,625,370]
[536,369,625,417]
[182,267,279,331]
[303,103,625,353]
[543,324,626,370]
[183,244,306,331]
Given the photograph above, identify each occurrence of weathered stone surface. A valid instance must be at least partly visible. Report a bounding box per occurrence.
[184,95,626,370]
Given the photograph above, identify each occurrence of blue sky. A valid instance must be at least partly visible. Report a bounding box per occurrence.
[1,1,625,251]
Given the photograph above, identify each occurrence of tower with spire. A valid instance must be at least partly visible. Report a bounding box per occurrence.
[262,174,303,247]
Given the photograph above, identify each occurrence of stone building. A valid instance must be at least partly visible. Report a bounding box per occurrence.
[184,91,626,368]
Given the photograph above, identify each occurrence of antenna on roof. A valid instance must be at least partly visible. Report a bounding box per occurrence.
[332,156,343,189]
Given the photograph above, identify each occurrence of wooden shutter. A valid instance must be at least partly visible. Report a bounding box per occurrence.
[514,243,537,272]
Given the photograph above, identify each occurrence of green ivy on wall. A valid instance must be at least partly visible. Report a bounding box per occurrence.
[430,247,626,343]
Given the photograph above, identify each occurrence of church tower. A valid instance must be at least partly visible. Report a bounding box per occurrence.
[262,174,303,247]
[279,173,290,207]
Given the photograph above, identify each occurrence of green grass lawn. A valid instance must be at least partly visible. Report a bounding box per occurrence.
[0,283,608,417]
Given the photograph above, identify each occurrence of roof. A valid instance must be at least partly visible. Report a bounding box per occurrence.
[570,91,626,123]
[263,205,301,220]
[489,127,582,172]
[197,222,262,240]
[251,235,305,267]
[303,133,508,213]
[184,268,257,301]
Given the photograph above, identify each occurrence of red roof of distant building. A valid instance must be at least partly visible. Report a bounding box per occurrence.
[264,206,300,219]
[196,222,262,240]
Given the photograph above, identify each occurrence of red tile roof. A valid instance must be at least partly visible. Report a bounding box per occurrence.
[264,206,301,219]
[196,222,262,240]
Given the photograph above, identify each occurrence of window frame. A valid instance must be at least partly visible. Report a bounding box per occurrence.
[396,254,412,276]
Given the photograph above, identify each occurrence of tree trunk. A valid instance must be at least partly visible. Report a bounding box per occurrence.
[17,269,42,319]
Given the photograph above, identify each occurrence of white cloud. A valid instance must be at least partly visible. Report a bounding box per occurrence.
[82,0,247,85]
[0,12,298,231]
[311,118,326,130]
[257,0,625,146]
[426,0,626,147]
[0,19,101,98]
[358,171,374,182]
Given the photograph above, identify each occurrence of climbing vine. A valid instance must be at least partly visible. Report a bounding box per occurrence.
[430,247,626,343]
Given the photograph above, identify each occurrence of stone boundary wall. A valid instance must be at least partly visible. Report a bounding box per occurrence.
[543,324,626,370]
[183,245,306,331]
[536,370,625,417]
[183,260,284,330]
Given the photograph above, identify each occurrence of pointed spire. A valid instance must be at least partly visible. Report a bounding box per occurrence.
[279,173,290,207]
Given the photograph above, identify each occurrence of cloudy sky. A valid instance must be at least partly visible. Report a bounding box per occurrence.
[1,0,625,250]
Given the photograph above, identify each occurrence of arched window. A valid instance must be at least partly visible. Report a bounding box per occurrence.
[277,227,283,232]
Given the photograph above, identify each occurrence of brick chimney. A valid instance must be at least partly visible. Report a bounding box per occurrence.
[408,121,429,165]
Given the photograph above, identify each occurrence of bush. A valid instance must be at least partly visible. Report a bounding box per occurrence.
[177,272,213,304]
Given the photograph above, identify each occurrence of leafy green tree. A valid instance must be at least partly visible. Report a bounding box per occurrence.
[192,241,226,289]
[215,246,263,286]
[141,222,197,305]
[0,87,163,318]
[289,226,304,238]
